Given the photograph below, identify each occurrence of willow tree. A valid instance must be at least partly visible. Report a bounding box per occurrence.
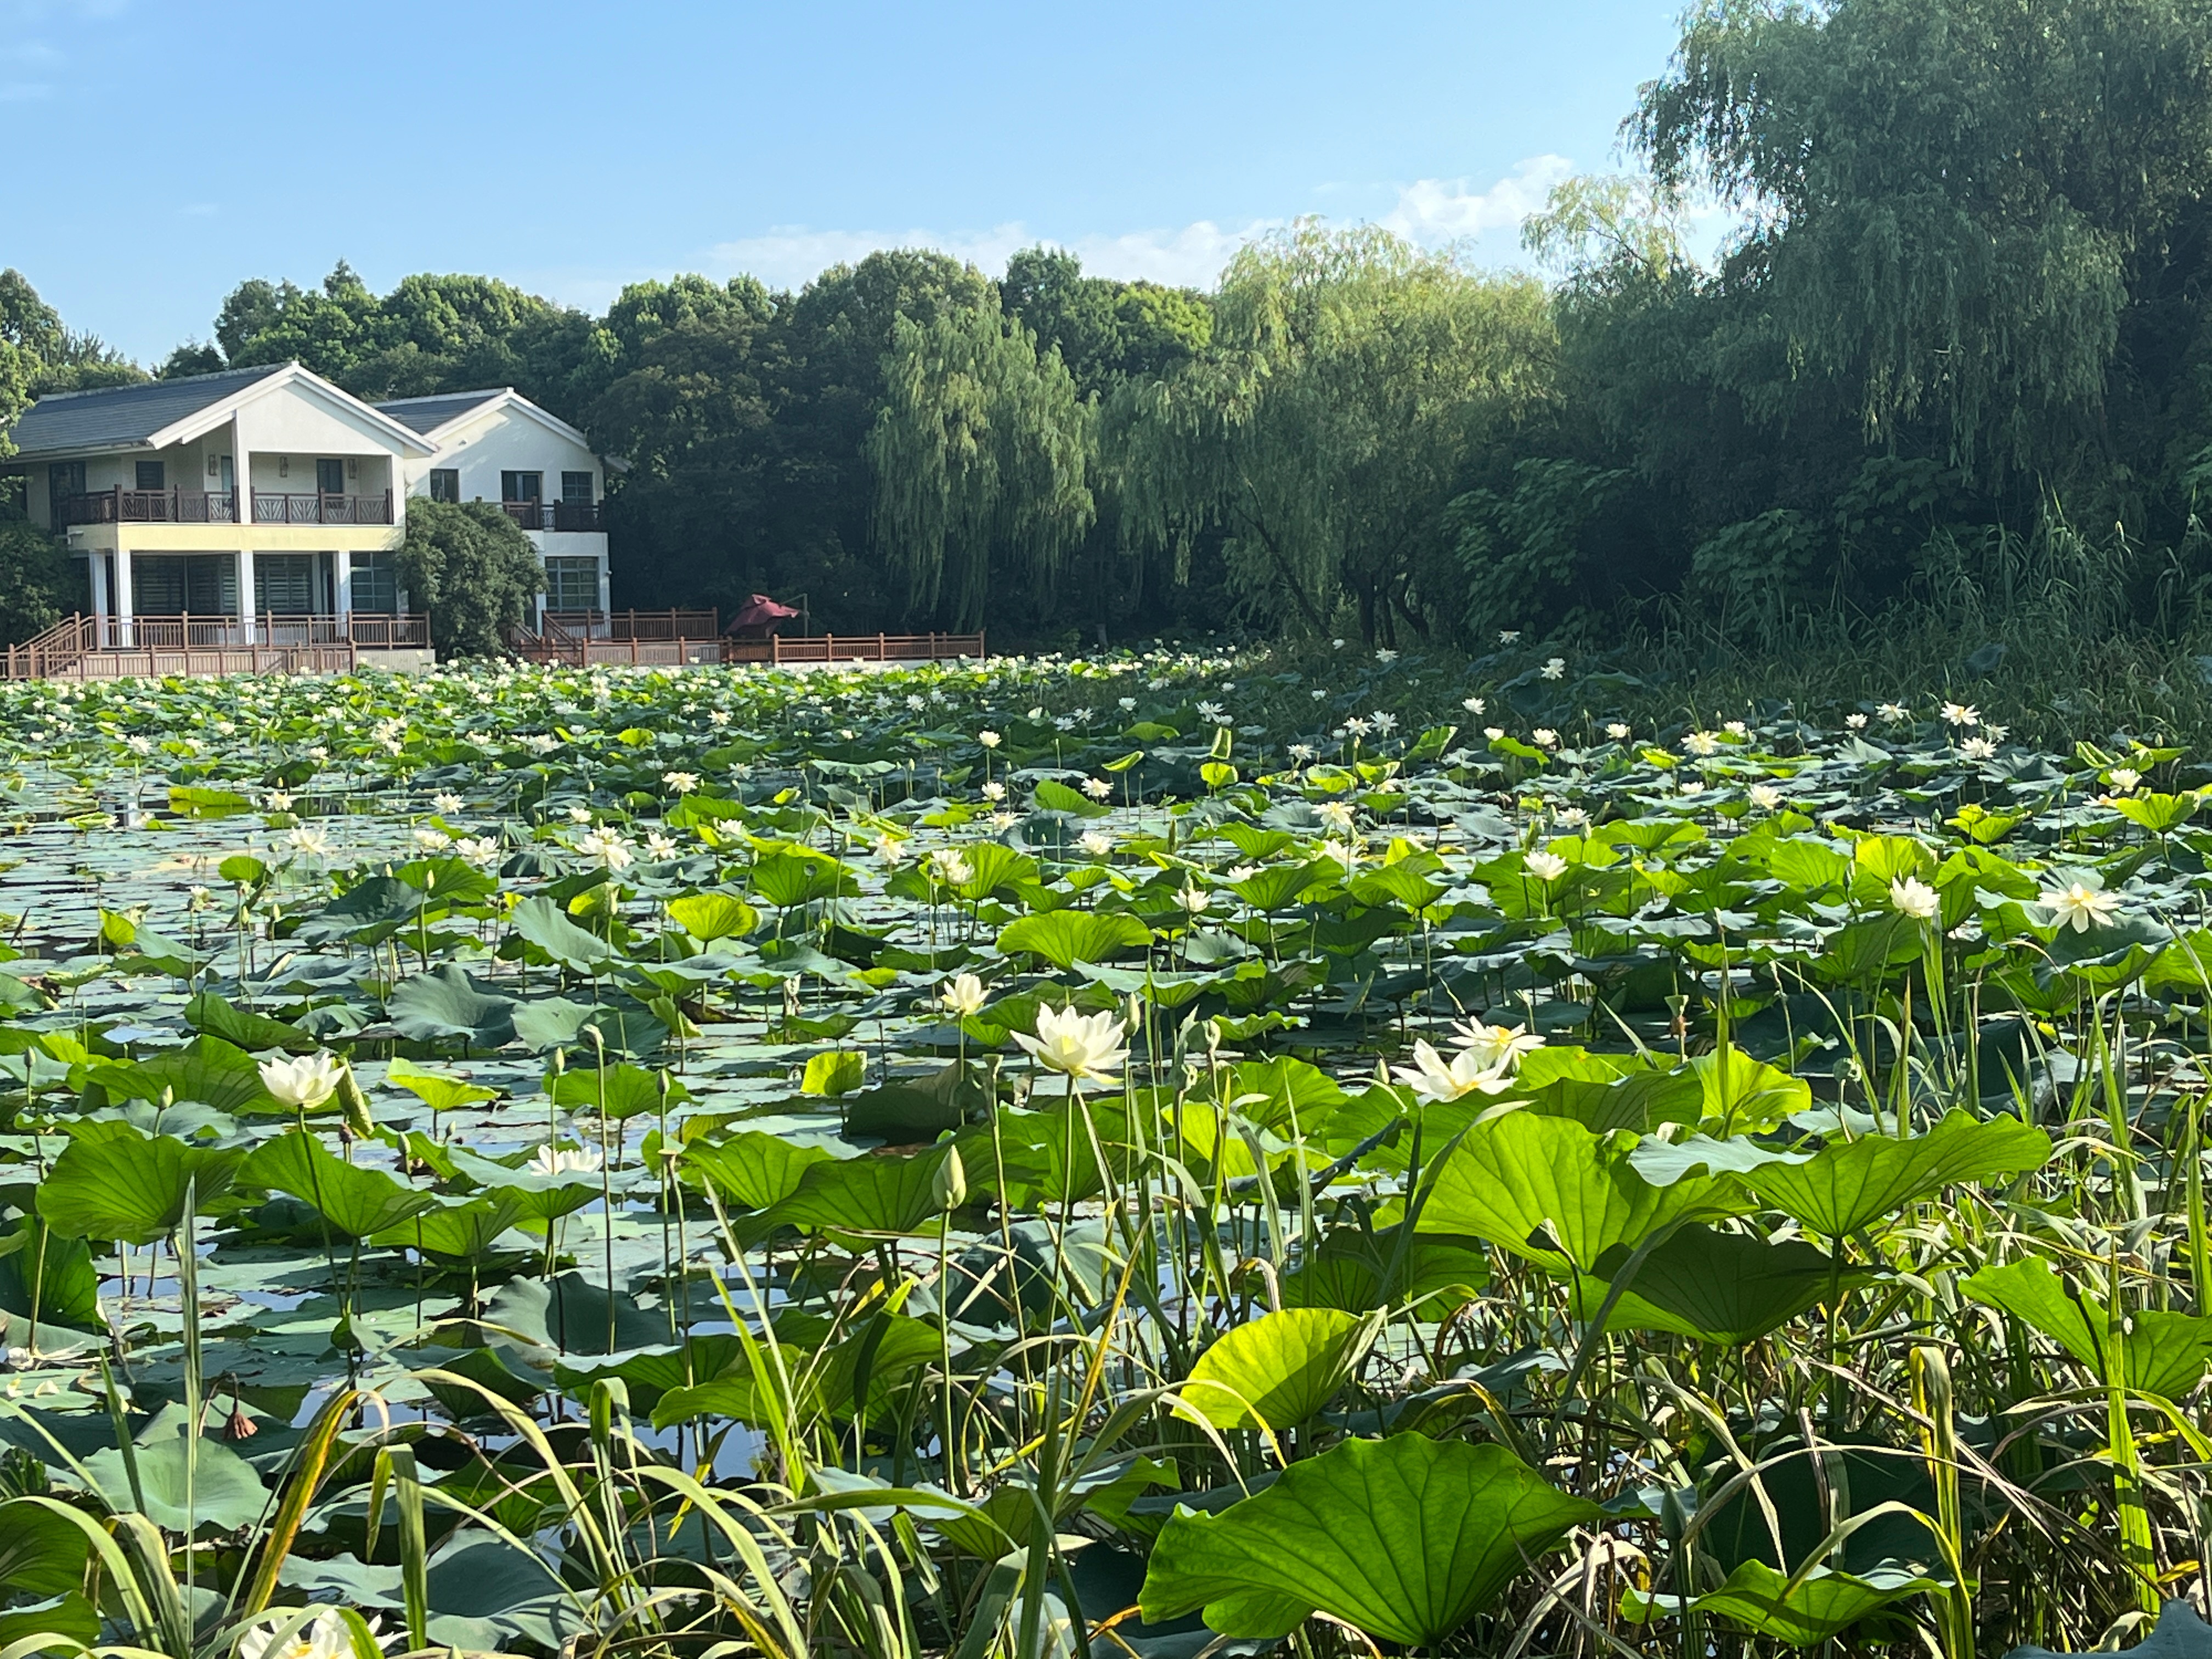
[867,302,1095,631]
[1633,0,2212,482]
[1111,223,1554,644]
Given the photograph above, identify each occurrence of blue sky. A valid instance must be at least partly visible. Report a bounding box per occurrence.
[7,0,1688,362]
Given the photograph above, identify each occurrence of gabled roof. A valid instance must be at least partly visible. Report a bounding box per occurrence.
[372,386,596,453]
[5,364,282,460]
[371,389,506,436]
[4,360,437,462]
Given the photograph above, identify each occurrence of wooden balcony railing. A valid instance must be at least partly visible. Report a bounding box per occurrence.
[252,491,393,525]
[3,612,430,679]
[729,631,986,665]
[501,500,602,532]
[544,608,716,641]
[57,487,241,526]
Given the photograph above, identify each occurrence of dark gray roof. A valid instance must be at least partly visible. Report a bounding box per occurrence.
[373,389,507,436]
[4,364,287,460]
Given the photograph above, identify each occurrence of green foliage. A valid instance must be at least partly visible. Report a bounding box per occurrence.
[397,498,544,657]
[0,520,70,644]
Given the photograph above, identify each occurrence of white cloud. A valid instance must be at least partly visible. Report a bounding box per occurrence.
[674,156,1583,298]
[1378,155,1576,247]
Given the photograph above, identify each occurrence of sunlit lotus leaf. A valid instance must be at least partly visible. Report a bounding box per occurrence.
[1139,1435,1598,1645]
[1418,1111,1750,1272]
[1742,1110,2050,1237]
[1175,1308,1379,1432]
[38,1124,245,1244]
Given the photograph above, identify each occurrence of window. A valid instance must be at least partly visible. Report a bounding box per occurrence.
[500,471,542,503]
[135,460,165,491]
[47,461,84,526]
[561,471,594,503]
[254,552,323,616]
[543,556,599,612]
[351,551,399,615]
[132,553,236,616]
[315,458,345,497]
[428,469,460,503]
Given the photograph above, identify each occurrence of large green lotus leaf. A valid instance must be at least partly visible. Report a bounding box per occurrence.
[766,1145,963,1235]
[89,1035,273,1115]
[1417,1111,1749,1273]
[1228,860,1331,913]
[1692,1048,1811,1134]
[383,1056,497,1113]
[0,1498,89,1595]
[241,1130,440,1240]
[550,1060,685,1120]
[1279,1226,1491,1314]
[1579,1224,1866,1345]
[1176,1308,1378,1432]
[1138,1435,1599,1644]
[386,963,517,1047]
[683,1131,840,1212]
[38,1124,244,1245]
[442,1147,602,1221]
[509,995,668,1058]
[554,1335,750,1412]
[1625,1561,1943,1647]
[83,1434,268,1532]
[375,1193,531,1257]
[0,1591,99,1649]
[300,874,423,943]
[666,891,759,942]
[1963,1257,2212,1399]
[996,910,1153,970]
[0,1216,100,1330]
[510,895,619,971]
[750,850,856,909]
[1743,1110,2049,1237]
[487,1271,670,1358]
[183,991,320,1054]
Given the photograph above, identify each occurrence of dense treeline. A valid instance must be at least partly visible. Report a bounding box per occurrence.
[13,0,2212,656]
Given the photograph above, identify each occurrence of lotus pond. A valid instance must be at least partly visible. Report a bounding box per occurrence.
[0,650,2200,1659]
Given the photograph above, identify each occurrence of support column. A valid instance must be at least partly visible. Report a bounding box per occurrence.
[112,549,133,647]
[334,549,352,622]
[235,426,254,643]
[597,552,610,623]
[238,549,257,648]
[87,555,109,648]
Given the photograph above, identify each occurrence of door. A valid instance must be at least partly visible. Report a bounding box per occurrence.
[254,553,320,616]
[501,471,542,501]
[315,458,345,498]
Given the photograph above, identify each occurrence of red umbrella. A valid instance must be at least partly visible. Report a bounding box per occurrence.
[726,594,800,635]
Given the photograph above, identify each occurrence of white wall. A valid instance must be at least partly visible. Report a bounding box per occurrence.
[401,403,601,501]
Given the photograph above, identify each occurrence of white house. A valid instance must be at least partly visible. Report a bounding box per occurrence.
[2,362,612,652]
[374,387,611,625]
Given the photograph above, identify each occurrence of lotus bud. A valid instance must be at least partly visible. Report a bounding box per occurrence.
[932,1145,968,1214]
[336,1063,375,1141]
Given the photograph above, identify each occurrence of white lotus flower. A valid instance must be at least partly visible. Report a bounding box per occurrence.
[1463,696,1487,714]
[1079,830,1114,857]
[1540,657,1566,680]
[1394,1040,1513,1103]
[261,1052,344,1111]
[1878,703,1910,722]
[1014,1003,1127,1084]
[981,781,1007,803]
[1605,722,1630,740]
[1524,850,1569,883]
[1082,777,1113,800]
[645,832,680,859]
[1750,784,1784,811]
[577,827,635,871]
[1889,877,1940,919]
[529,1142,604,1177]
[2040,880,2120,933]
[1960,737,1997,760]
[238,1609,374,1659]
[1451,1019,1544,1074]
[1684,731,1720,757]
[1846,713,1869,729]
[938,973,988,1017]
[431,792,464,814]
[1173,885,1212,915]
[1940,702,1979,728]
[977,730,1002,749]
[2108,767,2142,792]
[928,848,974,887]
[661,770,699,794]
[284,826,330,859]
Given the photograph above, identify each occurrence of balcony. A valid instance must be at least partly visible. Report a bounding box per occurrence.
[500,500,602,532]
[58,487,239,526]
[58,488,395,527]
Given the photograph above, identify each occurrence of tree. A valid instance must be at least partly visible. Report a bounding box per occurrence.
[1001,247,1212,395]
[1116,223,1554,643]
[396,499,543,657]
[0,520,72,643]
[867,302,1095,629]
